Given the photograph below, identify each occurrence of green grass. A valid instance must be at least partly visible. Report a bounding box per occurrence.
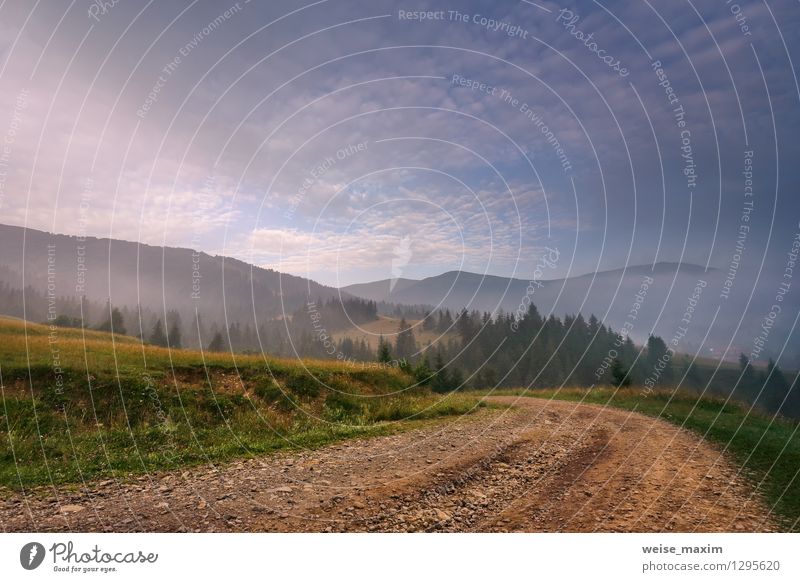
[0,316,482,490]
[10,315,793,529]
[489,386,800,531]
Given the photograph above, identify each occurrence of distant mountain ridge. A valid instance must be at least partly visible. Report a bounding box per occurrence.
[342,262,714,306]
[341,261,717,304]
[342,261,798,361]
[1,223,796,363]
[0,223,346,325]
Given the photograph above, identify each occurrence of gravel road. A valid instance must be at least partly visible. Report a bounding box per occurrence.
[1,396,777,532]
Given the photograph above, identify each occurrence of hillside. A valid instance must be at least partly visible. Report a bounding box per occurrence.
[0,222,347,329]
[2,315,797,532]
[0,316,480,489]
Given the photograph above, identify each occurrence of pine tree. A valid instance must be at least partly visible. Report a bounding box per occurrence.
[455,308,476,343]
[611,357,631,387]
[449,366,464,391]
[228,322,242,351]
[437,309,454,333]
[149,319,168,347]
[781,374,800,419]
[96,299,112,332]
[646,334,671,384]
[167,312,183,349]
[194,312,207,350]
[414,355,432,385]
[394,318,416,361]
[738,352,757,398]
[97,304,126,335]
[683,356,702,387]
[764,359,791,414]
[739,352,750,371]
[208,331,225,352]
[431,351,450,393]
[377,335,392,363]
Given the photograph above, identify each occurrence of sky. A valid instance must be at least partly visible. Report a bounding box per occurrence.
[0,0,798,287]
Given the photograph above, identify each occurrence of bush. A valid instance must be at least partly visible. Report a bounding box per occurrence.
[324,392,365,422]
[253,376,282,400]
[253,377,295,412]
[285,371,321,398]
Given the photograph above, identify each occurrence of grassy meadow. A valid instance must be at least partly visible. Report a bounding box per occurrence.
[0,316,482,490]
[3,315,797,531]
[331,315,452,351]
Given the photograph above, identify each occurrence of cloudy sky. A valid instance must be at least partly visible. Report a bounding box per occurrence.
[0,0,798,286]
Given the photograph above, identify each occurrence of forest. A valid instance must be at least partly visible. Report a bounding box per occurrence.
[1,280,797,419]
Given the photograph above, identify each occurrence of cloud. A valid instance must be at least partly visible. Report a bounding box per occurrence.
[0,0,797,287]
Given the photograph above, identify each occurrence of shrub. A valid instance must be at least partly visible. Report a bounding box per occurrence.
[253,377,295,412]
[285,371,321,398]
[324,392,365,421]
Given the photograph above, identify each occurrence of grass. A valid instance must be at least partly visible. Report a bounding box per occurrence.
[9,314,793,529]
[488,386,800,531]
[331,315,453,350]
[0,316,483,490]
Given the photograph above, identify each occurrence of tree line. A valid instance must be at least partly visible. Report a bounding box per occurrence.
[1,280,798,419]
[372,305,800,420]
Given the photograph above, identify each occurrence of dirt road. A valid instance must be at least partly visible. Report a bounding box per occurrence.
[0,397,777,532]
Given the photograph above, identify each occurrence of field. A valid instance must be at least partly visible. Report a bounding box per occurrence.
[0,316,482,490]
[491,387,800,530]
[332,315,452,350]
[3,315,797,531]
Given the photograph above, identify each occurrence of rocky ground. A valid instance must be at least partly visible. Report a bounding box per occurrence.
[0,397,777,532]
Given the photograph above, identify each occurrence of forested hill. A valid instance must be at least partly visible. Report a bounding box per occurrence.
[0,222,343,326]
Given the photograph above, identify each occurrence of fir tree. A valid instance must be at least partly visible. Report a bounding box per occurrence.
[414,355,432,385]
[764,359,791,413]
[611,357,631,387]
[394,318,416,361]
[167,311,183,349]
[377,335,392,363]
[98,306,126,335]
[431,351,450,393]
[149,319,168,347]
[207,331,225,352]
[646,334,671,384]
[449,367,464,391]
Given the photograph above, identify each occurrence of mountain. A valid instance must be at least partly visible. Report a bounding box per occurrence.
[342,263,710,308]
[343,277,419,301]
[3,222,797,365]
[0,223,346,326]
[343,263,799,363]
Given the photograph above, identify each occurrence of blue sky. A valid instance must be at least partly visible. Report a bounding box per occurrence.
[0,0,798,286]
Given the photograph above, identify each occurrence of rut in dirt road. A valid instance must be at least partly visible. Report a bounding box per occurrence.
[1,397,777,532]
